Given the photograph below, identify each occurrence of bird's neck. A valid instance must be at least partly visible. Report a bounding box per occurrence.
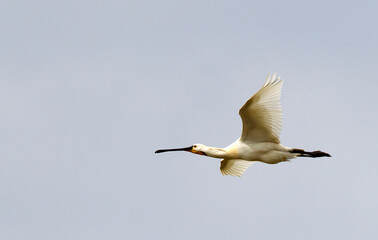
[204,147,228,159]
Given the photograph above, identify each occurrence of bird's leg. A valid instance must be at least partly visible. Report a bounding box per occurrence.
[290,148,331,158]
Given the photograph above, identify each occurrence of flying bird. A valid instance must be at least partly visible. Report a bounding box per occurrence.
[155,74,331,177]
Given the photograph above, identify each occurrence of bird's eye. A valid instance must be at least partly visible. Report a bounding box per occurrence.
[193,145,197,148]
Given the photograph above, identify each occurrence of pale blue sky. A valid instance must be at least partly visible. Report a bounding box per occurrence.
[1,1,377,239]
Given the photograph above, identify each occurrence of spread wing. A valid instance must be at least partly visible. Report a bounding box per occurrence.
[220,159,255,177]
[239,74,283,144]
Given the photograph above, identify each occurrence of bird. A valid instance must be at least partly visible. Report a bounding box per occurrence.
[155,74,331,177]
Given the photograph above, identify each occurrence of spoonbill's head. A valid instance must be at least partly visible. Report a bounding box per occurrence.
[155,144,207,156]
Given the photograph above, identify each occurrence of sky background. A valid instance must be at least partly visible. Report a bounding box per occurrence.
[1,0,378,239]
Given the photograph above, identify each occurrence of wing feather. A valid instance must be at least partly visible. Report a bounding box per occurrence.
[220,159,254,177]
[239,74,283,143]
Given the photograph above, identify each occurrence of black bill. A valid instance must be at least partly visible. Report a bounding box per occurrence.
[155,146,193,154]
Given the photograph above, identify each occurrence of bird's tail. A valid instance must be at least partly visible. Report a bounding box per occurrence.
[290,148,331,158]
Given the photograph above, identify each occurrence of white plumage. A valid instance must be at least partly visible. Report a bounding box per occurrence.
[156,74,331,177]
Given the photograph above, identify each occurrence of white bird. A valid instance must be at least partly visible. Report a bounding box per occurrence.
[155,74,331,177]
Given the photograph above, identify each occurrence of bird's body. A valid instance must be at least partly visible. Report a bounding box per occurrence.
[156,74,330,177]
[226,141,295,164]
